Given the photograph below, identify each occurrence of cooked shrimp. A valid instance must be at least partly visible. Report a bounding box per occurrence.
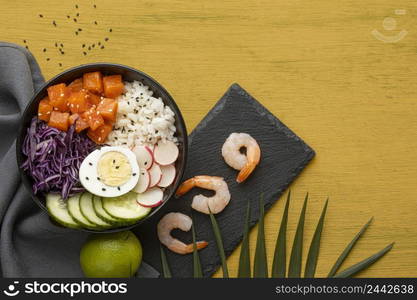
[157,212,208,255]
[222,133,261,183]
[175,175,231,214]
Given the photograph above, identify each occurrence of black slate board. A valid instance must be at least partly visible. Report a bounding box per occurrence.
[135,83,315,277]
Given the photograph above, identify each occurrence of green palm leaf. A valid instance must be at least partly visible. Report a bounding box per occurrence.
[192,220,203,278]
[304,198,328,278]
[327,217,373,277]
[208,208,229,278]
[253,194,268,277]
[238,199,251,277]
[159,244,172,278]
[271,190,291,278]
[333,243,394,278]
[288,193,308,278]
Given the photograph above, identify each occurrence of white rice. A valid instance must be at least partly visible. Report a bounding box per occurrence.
[106,81,177,148]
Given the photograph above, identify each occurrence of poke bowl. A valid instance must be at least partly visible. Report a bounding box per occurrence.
[16,63,188,233]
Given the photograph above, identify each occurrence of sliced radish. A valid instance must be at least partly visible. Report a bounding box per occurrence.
[133,145,154,170]
[154,141,179,166]
[136,187,164,207]
[148,164,162,188]
[158,164,176,187]
[133,169,150,193]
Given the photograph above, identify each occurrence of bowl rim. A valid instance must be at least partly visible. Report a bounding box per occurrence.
[16,62,188,233]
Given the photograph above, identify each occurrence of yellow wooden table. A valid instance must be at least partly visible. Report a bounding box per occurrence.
[1,0,416,277]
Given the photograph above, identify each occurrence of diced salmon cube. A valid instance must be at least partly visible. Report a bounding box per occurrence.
[83,71,103,94]
[38,97,53,122]
[87,123,112,144]
[83,107,104,131]
[75,116,90,133]
[85,91,101,106]
[47,83,71,112]
[68,78,83,92]
[103,75,124,98]
[48,111,70,131]
[67,90,90,114]
[97,98,118,122]
[69,113,79,125]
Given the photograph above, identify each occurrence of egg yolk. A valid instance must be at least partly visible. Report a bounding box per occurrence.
[97,151,132,187]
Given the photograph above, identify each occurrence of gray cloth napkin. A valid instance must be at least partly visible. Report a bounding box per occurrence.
[0,42,159,278]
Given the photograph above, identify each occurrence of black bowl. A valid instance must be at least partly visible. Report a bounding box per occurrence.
[16,63,188,233]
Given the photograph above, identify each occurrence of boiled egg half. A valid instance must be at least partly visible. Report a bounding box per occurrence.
[79,146,140,197]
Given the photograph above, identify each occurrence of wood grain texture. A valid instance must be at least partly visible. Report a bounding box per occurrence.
[0,0,416,277]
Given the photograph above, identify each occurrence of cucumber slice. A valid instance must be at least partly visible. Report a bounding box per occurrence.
[92,195,121,225]
[79,193,112,228]
[102,192,151,222]
[46,194,80,229]
[67,193,100,230]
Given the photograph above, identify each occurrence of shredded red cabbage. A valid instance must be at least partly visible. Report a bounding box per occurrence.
[22,117,96,199]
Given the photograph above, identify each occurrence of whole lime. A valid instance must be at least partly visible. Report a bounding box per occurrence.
[80,231,142,278]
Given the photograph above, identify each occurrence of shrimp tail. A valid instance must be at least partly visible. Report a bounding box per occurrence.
[175,178,196,197]
[184,240,209,253]
[236,162,257,183]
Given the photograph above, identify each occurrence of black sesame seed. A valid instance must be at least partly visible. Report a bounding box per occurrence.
[89,162,93,166]
[114,137,118,140]
[78,28,82,32]
[94,21,98,25]
[98,42,101,46]
[75,4,78,9]
[23,39,26,43]
[83,51,87,55]
[82,44,85,48]
[132,173,137,176]
[102,188,106,191]
[39,14,43,18]
[97,177,100,180]
[88,46,91,50]
[60,43,64,47]
[115,166,120,169]
[75,31,78,35]
[144,161,147,165]
[94,4,97,8]
[73,18,77,22]
[76,13,80,17]
[85,177,89,180]
[59,63,62,67]
[25,46,29,49]
[43,48,46,52]
[127,101,130,105]
[67,15,70,19]
[113,159,116,164]
[101,46,104,49]
[104,37,109,41]
[123,114,127,118]
[55,42,58,47]
[109,28,113,32]
[155,130,159,134]
[46,58,50,61]
[154,112,157,116]
[92,44,95,48]
[52,21,57,27]
[117,187,120,191]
